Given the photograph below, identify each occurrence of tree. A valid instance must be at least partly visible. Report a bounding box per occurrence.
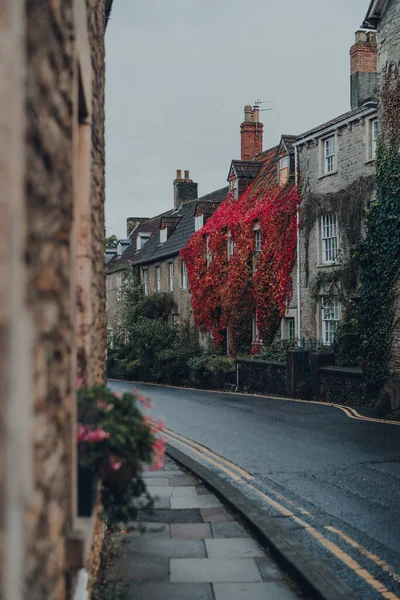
[106,234,118,248]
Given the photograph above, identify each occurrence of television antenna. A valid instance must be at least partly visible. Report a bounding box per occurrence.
[254,99,274,112]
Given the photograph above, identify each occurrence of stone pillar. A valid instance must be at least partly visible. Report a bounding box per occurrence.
[310,351,335,399]
[286,349,310,398]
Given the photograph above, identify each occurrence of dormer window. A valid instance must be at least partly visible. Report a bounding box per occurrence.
[278,156,289,186]
[117,242,122,256]
[137,232,151,250]
[195,214,204,232]
[229,177,238,200]
[160,228,168,244]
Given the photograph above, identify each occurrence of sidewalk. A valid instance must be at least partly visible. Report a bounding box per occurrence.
[101,456,305,600]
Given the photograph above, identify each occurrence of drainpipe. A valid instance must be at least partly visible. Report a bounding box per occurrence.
[236,361,240,392]
[295,144,301,347]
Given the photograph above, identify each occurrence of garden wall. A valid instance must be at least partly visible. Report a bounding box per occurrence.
[318,366,363,406]
[236,358,287,396]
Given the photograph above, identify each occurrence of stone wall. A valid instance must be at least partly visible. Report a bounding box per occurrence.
[0,1,107,599]
[297,114,376,340]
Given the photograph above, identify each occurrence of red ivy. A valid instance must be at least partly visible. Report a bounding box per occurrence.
[181,183,299,351]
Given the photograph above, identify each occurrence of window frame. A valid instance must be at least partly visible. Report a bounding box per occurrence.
[371,118,378,159]
[143,269,149,296]
[286,317,296,341]
[321,298,340,346]
[160,228,168,244]
[116,273,122,301]
[169,261,174,291]
[322,135,336,175]
[278,155,290,186]
[227,232,235,259]
[254,229,262,253]
[156,266,161,292]
[195,214,204,232]
[181,260,188,290]
[320,213,339,264]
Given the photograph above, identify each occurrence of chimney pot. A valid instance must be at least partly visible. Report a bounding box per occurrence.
[244,105,253,122]
[173,170,198,209]
[184,170,190,180]
[176,169,182,180]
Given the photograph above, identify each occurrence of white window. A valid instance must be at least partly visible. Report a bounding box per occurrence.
[116,273,122,301]
[117,242,122,256]
[160,228,168,244]
[143,269,149,295]
[227,233,235,259]
[286,317,296,341]
[206,236,212,266]
[321,214,339,263]
[156,266,161,292]
[252,313,262,343]
[169,262,174,291]
[195,214,204,232]
[322,299,340,345]
[107,327,114,349]
[278,156,289,186]
[181,261,188,290]
[230,178,238,200]
[324,136,336,174]
[371,118,378,158]
[137,232,151,250]
[254,229,262,253]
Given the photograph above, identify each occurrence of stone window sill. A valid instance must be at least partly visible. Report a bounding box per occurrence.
[365,157,375,164]
[318,170,338,180]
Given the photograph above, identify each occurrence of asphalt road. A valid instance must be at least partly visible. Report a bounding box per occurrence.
[108,380,400,599]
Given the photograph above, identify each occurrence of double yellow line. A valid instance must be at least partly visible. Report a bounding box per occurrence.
[165,426,400,600]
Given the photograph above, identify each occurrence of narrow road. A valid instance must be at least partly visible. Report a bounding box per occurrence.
[109,380,400,599]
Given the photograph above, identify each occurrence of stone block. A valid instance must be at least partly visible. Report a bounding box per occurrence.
[205,538,264,558]
[211,522,250,538]
[171,523,212,539]
[170,558,262,583]
[125,582,213,599]
[200,508,235,522]
[213,581,298,600]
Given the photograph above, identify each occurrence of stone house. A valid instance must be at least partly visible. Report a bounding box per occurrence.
[0,1,110,599]
[226,106,298,347]
[363,0,400,374]
[295,30,378,345]
[106,177,228,341]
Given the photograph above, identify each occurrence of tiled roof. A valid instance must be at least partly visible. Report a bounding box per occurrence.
[363,0,380,28]
[230,160,262,179]
[250,145,280,195]
[107,186,229,272]
[281,135,297,155]
[297,104,377,141]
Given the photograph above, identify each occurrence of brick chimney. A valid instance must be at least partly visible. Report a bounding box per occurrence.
[350,30,378,109]
[240,105,263,161]
[173,169,198,209]
[126,217,149,236]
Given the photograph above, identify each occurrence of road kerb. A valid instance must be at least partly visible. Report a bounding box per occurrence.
[166,443,357,600]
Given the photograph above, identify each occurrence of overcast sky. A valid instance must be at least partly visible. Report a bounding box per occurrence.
[105,0,369,239]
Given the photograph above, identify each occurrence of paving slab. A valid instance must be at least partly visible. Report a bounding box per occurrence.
[111,553,169,582]
[152,496,171,509]
[143,477,170,486]
[146,485,174,497]
[143,470,183,478]
[140,508,204,523]
[200,507,235,522]
[211,521,250,538]
[205,538,265,559]
[171,523,212,539]
[171,494,222,509]
[170,474,197,486]
[213,581,299,600]
[124,537,206,559]
[128,523,170,538]
[170,558,262,583]
[171,486,197,498]
[126,582,214,600]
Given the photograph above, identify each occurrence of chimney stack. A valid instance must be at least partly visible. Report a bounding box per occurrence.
[350,30,378,109]
[240,104,263,161]
[173,169,198,209]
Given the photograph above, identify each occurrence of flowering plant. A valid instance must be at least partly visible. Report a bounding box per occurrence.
[77,384,167,526]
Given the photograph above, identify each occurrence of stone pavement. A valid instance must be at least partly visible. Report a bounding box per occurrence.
[105,457,304,600]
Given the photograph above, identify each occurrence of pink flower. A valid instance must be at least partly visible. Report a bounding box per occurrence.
[114,392,122,399]
[111,460,123,471]
[137,394,153,410]
[77,423,89,443]
[83,427,110,443]
[76,377,84,390]
[97,400,106,409]
[106,404,113,412]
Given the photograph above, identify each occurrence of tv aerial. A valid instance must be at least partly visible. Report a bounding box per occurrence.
[254,99,274,112]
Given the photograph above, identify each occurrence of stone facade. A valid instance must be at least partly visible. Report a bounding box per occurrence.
[0,1,108,599]
[296,105,377,342]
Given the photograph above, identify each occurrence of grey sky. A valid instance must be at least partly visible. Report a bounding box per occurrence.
[105,0,369,239]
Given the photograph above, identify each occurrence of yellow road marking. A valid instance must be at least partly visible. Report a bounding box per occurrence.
[166,427,400,600]
[325,526,400,583]
[165,427,253,480]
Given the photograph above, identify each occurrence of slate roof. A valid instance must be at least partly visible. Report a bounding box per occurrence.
[363,0,381,28]
[281,135,297,155]
[296,104,377,141]
[107,186,229,273]
[230,160,262,179]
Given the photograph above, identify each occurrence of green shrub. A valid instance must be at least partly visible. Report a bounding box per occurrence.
[257,339,297,362]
